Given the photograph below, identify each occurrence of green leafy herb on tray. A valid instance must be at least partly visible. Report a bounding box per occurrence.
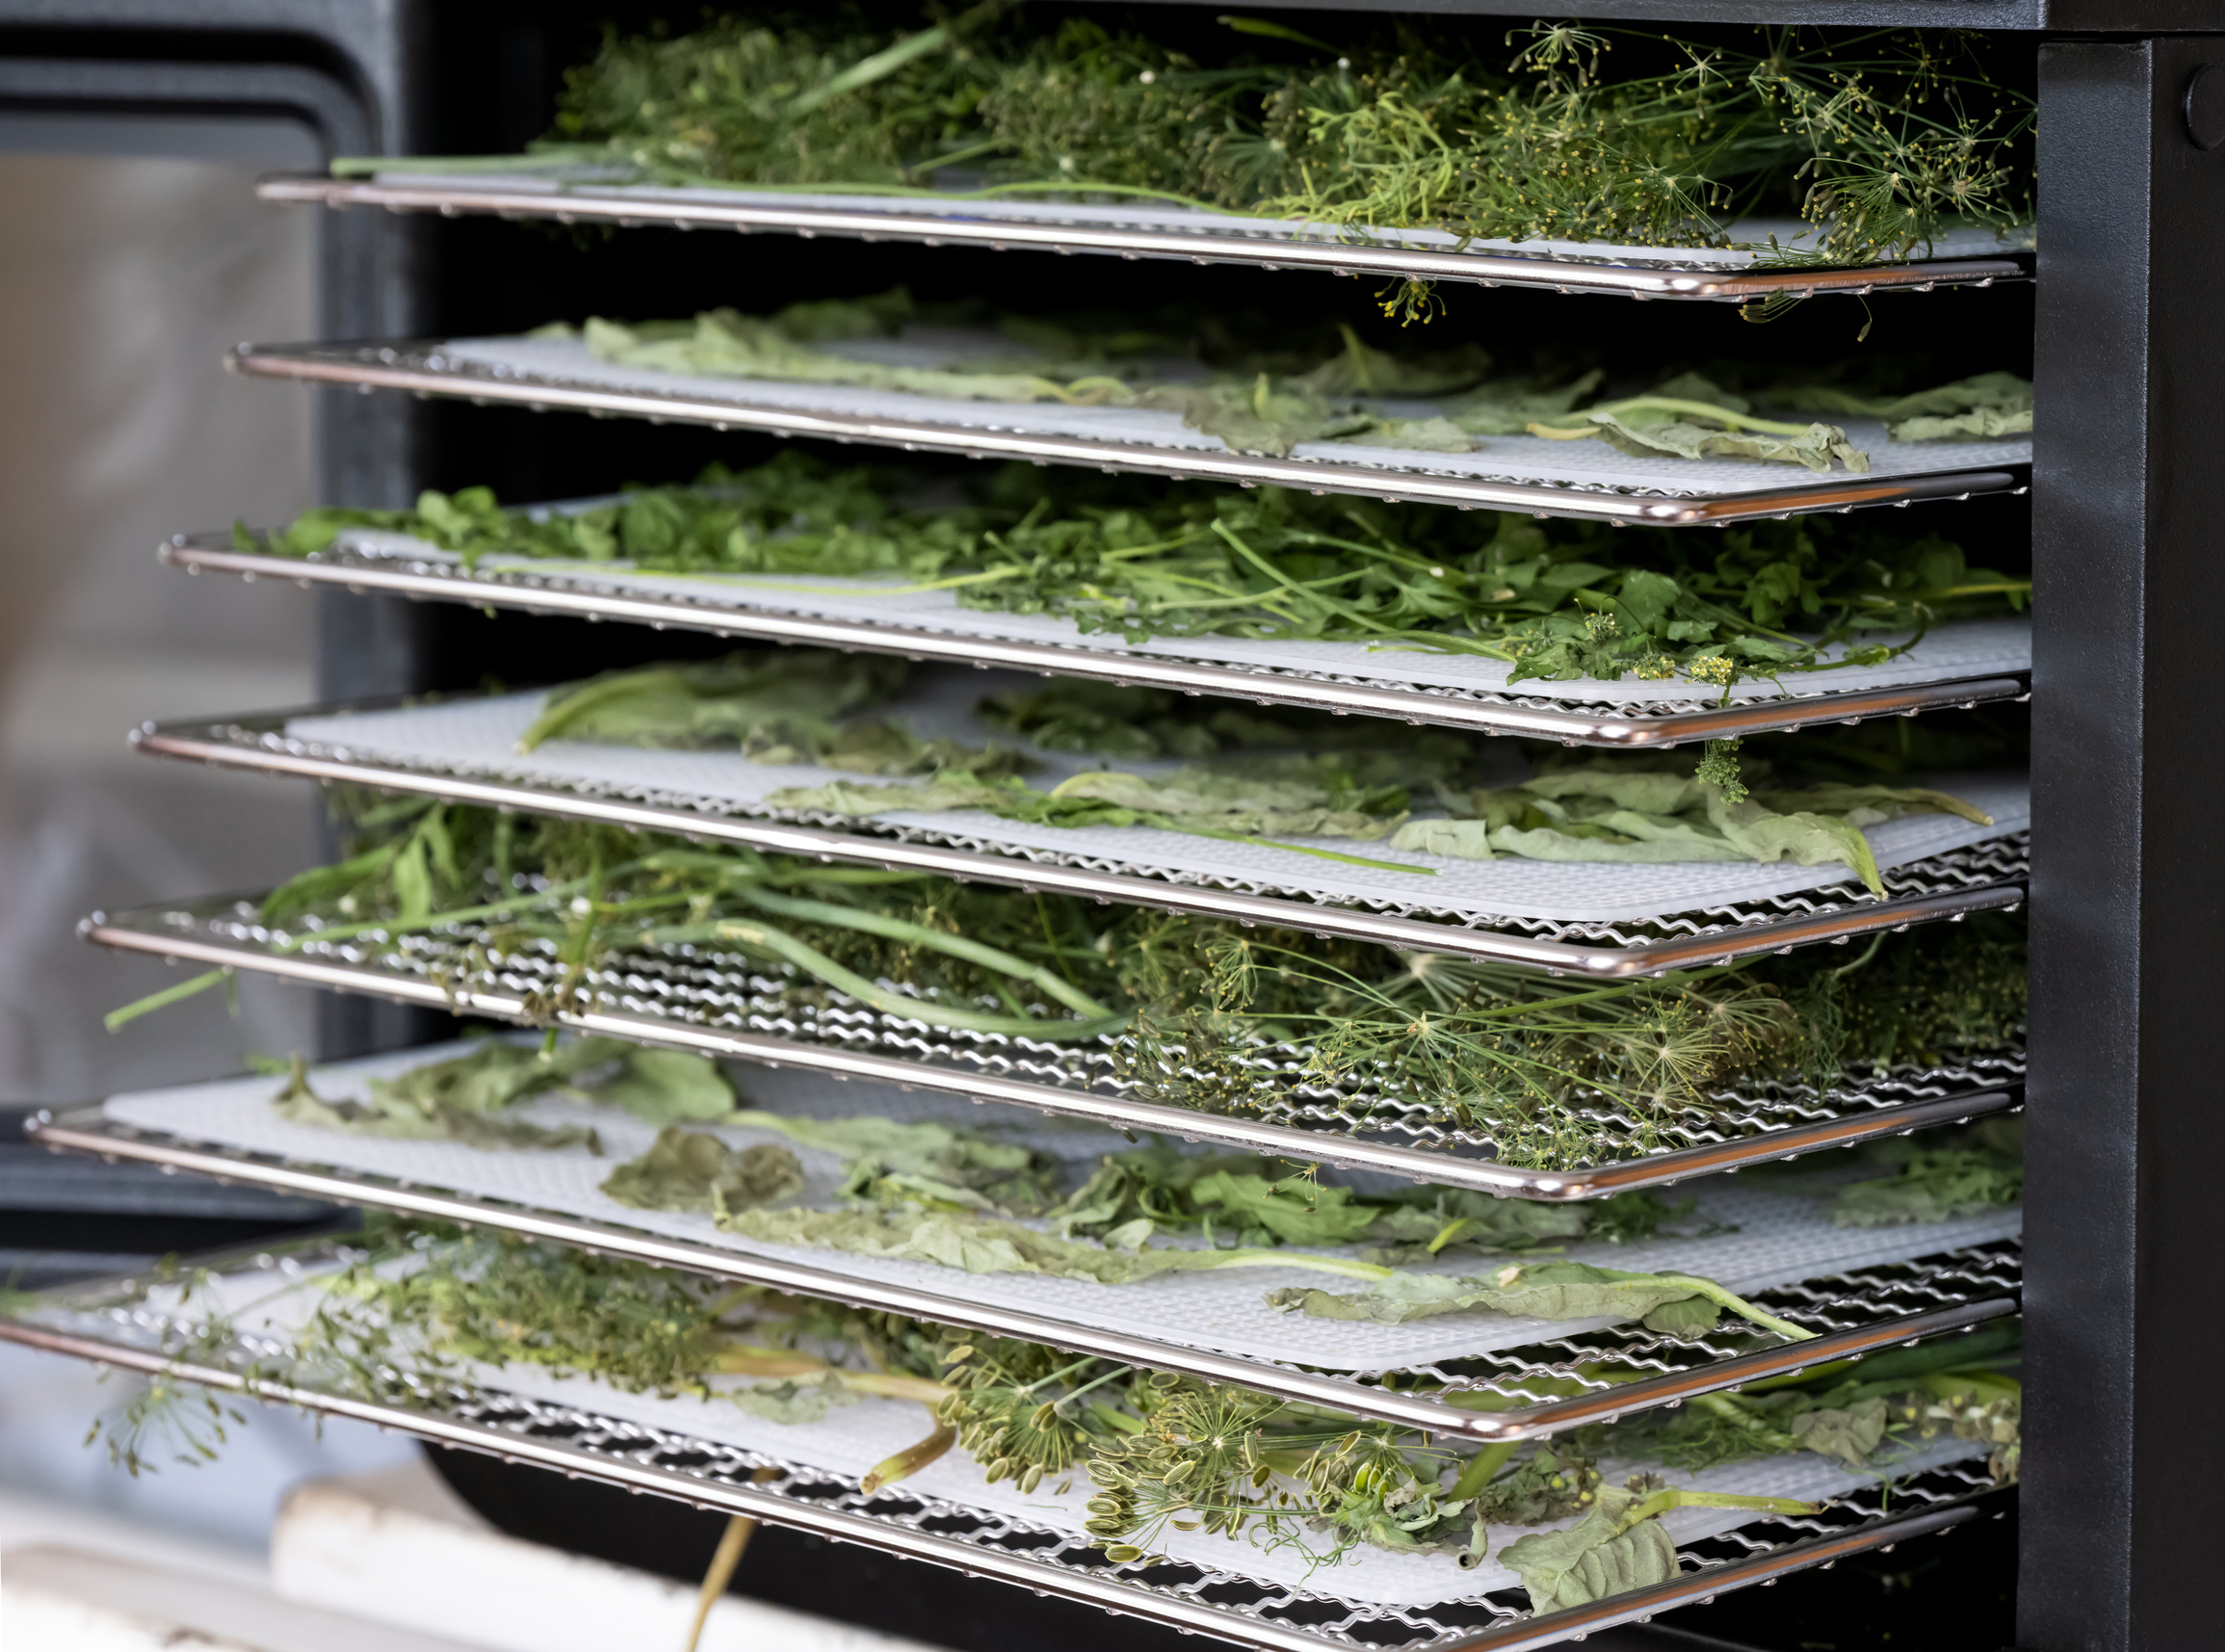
[1733,1115,2025,1228]
[494,647,1995,890]
[243,452,2031,695]
[520,292,2024,466]
[117,800,2024,1170]
[91,1222,2016,1597]
[271,1036,736,1149]
[403,14,2033,280]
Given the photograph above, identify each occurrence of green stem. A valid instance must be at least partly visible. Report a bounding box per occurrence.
[1211,521,1401,639]
[705,918,1129,1042]
[1533,398,1831,439]
[105,969,229,1033]
[729,887,1115,1018]
[1610,1272,1817,1342]
[1183,1248,1392,1282]
[1621,1487,1821,1527]
[789,24,954,118]
[1446,1439,1519,1502]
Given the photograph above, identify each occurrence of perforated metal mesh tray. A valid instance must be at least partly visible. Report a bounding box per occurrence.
[261,171,2032,305]
[164,534,2033,747]
[24,1039,2022,1440]
[80,892,2024,1197]
[227,337,2030,527]
[131,703,2029,975]
[0,1244,2006,1652]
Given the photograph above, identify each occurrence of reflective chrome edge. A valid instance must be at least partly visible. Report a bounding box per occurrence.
[127,712,2029,975]
[258,174,2031,303]
[78,907,2021,1196]
[227,342,2029,527]
[0,1311,1987,1652]
[162,538,2032,747]
[18,1104,2020,1440]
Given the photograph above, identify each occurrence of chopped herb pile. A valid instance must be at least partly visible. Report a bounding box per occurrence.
[243,453,2030,695]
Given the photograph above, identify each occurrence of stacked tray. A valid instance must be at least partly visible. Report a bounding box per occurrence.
[16,145,2037,1651]
[130,671,2031,973]
[25,1043,2023,1440]
[81,896,2023,1192]
[0,1238,2006,1652]
[264,170,2034,303]
[169,523,2033,747]
[229,331,2032,525]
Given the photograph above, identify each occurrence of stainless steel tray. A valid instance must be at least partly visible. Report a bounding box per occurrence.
[79,892,2024,1197]
[226,338,2029,528]
[262,172,2031,305]
[23,1088,2020,1443]
[130,705,2029,976]
[0,1245,2006,1652]
[166,535,2032,747]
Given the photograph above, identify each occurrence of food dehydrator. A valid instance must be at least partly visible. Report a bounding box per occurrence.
[0,4,2205,1649]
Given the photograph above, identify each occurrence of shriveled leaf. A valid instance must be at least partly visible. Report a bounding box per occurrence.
[1889,406,2032,442]
[1387,819,1496,859]
[519,651,906,752]
[729,1111,1064,1217]
[1499,1485,1680,1613]
[1833,1145,2023,1227]
[1265,1260,1802,1340]
[600,1126,805,1213]
[1787,1396,1889,1468]
[725,1375,857,1425]
[585,307,1106,405]
[576,1046,738,1124]
[272,1055,602,1153]
[720,1206,1374,1286]
[1581,410,1868,474]
[1186,1170,1384,1246]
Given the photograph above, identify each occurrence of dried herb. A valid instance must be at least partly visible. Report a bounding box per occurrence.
[511,647,1992,887]
[520,14,2032,271]
[546,296,2016,468]
[601,1127,805,1214]
[1399,756,1993,895]
[114,801,2022,1169]
[269,1038,737,1149]
[1265,1259,1813,1341]
[112,1227,2032,1583]
[1830,1116,2023,1227]
[246,454,2030,695]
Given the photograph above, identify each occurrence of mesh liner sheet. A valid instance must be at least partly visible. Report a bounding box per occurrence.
[102,1042,2023,1374]
[374,174,2032,271]
[91,1258,1989,1611]
[279,679,2031,925]
[327,523,2032,714]
[433,333,2034,498]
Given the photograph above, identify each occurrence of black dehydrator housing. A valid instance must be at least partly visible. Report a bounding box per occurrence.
[2,3,2215,1650]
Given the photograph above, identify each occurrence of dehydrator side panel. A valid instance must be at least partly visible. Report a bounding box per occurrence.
[2024,35,2225,1652]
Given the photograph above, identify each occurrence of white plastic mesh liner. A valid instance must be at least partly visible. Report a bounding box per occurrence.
[431,333,2034,498]
[102,1041,2023,1375]
[328,523,2033,713]
[279,677,2032,925]
[151,1256,1988,1610]
[373,172,2032,269]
